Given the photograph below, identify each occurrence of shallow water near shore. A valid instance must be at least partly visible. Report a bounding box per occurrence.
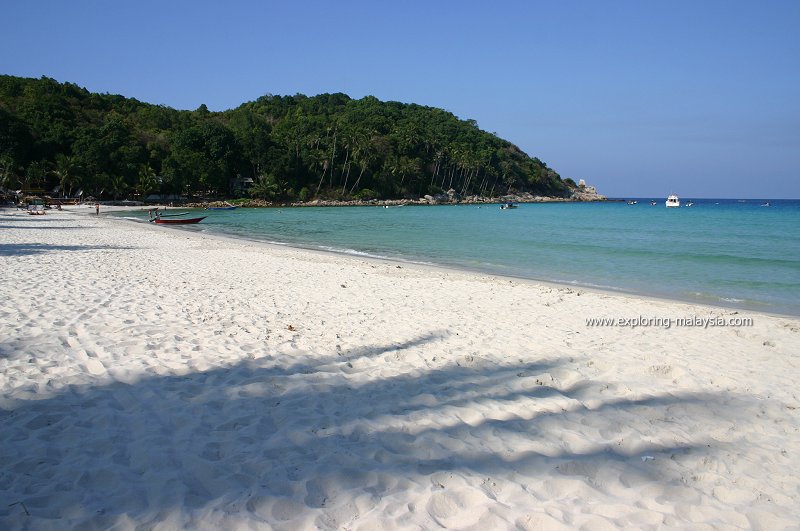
[119,199,800,315]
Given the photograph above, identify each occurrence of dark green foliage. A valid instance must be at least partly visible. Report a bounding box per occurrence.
[0,75,569,200]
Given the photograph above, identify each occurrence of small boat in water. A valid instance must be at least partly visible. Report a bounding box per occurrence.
[206,205,238,210]
[627,200,637,205]
[762,202,771,207]
[685,201,694,207]
[650,200,657,206]
[147,208,190,221]
[500,202,518,210]
[665,194,681,208]
[153,216,206,224]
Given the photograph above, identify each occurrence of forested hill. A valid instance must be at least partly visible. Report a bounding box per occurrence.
[0,75,571,201]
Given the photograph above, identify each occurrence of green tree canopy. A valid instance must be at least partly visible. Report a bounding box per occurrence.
[0,75,570,200]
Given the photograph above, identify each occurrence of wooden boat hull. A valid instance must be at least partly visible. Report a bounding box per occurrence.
[153,216,206,224]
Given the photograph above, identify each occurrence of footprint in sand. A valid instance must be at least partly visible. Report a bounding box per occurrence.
[84,358,106,375]
[425,489,489,528]
[270,497,307,521]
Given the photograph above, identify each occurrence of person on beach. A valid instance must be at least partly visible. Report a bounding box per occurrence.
[95,203,100,215]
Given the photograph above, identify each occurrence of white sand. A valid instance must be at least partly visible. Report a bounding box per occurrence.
[1,207,799,530]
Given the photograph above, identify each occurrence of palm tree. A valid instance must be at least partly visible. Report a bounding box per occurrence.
[310,149,329,198]
[249,173,287,201]
[52,154,78,198]
[348,136,377,196]
[109,175,128,200]
[137,165,157,200]
[0,154,16,191]
[24,161,47,193]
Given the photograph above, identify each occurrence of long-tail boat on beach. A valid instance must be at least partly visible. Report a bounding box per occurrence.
[147,208,190,221]
[152,216,206,224]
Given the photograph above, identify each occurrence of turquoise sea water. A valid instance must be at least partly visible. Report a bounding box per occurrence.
[120,199,800,315]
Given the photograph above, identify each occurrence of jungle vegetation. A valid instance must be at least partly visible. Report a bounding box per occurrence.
[0,75,570,201]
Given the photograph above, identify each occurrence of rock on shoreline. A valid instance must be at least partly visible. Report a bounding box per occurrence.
[190,187,606,209]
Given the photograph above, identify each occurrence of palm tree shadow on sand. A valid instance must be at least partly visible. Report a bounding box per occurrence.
[0,331,765,528]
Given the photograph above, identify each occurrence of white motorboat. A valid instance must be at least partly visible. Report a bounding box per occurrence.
[665,194,681,208]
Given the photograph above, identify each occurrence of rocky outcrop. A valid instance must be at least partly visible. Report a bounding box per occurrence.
[570,184,607,202]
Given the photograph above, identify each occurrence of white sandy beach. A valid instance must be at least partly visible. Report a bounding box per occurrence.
[1,207,799,530]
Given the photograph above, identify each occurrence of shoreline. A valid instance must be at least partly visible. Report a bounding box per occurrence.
[90,204,799,319]
[190,192,608,208]
[155,223,800,320]
[2,208,799,529]
[13,188,606,211]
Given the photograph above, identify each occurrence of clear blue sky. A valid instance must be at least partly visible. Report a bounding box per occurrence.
[2,0,798,198]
